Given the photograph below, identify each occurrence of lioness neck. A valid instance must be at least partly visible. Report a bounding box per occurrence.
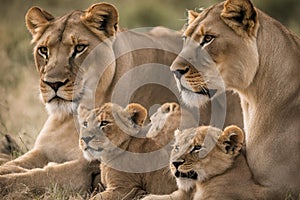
[238,10,300,194]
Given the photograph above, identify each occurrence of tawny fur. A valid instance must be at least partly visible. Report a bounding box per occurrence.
[170,0,300,198]
[78,103,178,200]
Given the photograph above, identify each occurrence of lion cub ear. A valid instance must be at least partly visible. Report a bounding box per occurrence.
[221,0,259,37]
[25,7,54,42]
[218,125,244,156]
[82,2,119,37]
[125,103,147,127]
[187,10,199,25]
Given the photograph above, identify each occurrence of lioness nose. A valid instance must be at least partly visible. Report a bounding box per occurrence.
[173,68,189,79]
[172,160,185,169]
[44,79,68,92]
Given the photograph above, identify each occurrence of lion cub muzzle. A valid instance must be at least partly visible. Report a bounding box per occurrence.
[171,160,198,180]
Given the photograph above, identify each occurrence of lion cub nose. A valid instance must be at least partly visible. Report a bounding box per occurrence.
[81,136,95,145]
[44,79,68,92]
[172,160,185,169]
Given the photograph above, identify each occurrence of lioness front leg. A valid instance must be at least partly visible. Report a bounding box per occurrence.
[0,158,98,195]
[0,149,47,175]
[141,190,192,200]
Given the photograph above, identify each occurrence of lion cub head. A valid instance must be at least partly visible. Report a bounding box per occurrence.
[78,103,147,161]
[170,125,244,191]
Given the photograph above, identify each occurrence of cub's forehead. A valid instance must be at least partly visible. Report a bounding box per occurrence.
[95,103,124,120]
[176,128,197,145]
[176,126,219,145]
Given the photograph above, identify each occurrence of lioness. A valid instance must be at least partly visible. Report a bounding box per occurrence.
[143,125,266,200]
[78,102,177,200]
[170,0,300,198]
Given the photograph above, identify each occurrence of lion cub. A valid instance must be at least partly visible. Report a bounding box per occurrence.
[78,102,178,200]
[143,125,266,200]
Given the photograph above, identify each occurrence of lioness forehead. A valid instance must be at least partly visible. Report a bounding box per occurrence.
[184,3,224,40]
[35,11,88,44]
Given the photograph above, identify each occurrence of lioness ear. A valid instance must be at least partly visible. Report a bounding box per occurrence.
[82,2,118,37]
[25,7,54,41]
[221,0,259,37]
[187,10,199,25]
[125,103,147,127]
[218,125,244,156]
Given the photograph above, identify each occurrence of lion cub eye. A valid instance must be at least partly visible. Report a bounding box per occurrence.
[190,145,202,153]
[83,121,88,129]
[200,35,215,46]
[99,120,110,128]
[37,46,49,59]
[73,44,88,56]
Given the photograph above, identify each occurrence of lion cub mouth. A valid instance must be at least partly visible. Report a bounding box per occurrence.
[174,170,198,180]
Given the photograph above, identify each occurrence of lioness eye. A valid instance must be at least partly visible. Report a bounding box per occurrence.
[73,44,88,56]
[37,46,48,59]
[191,145,202,153]
[200,35,215,46]
[83,121,88,128]
[174,145,180,152]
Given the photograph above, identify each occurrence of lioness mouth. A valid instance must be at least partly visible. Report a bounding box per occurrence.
[196,88,218,98]
[175,170,198,180]
[48,95,73,103]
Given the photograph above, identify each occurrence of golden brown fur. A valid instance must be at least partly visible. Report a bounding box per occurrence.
[0,3,185,195]
[142,125,266,200]
[0,2,243,195]
[170,0,300,198]
[78,103,177,200]
[0,3,183,195]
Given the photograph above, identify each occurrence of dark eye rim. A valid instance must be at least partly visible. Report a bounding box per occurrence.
[190,144,202,153]
[200,34,215,46]
[74,44,88,54]
[37,46,48,58]
[99,120,111,128]
[83,121,88,128]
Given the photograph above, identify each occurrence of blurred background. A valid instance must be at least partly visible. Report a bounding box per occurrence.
[0,0,299,151]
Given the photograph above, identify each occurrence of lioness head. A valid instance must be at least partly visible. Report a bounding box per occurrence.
[170,125,244,191]
[171,0,259,107]
[78,102,147,161]
[25,3,119,115]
